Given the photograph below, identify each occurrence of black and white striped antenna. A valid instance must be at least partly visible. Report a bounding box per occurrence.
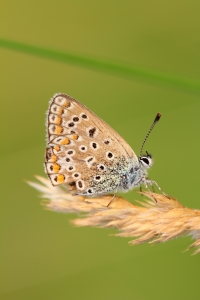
[140,113,161,157]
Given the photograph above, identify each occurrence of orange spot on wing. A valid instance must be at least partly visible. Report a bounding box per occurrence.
[55,116,62,125]
[53,163,61,172]
[61,138,70,145]
[71,135,78,140]
[58,107,64,114]
[64,100,71,107]
[49,154,57,162]
[57,174,65,183]
[54,145,60,151]
[55,125,63,134]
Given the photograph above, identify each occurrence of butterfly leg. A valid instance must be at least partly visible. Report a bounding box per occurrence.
[150,182,155,193]
[141,179,157,202]
[147,179,169,198]
[106,193,116,207]
[139,184,146,198]
[106,181,121,207]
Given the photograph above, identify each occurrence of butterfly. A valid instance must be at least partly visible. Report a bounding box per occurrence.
[44,93,161,197]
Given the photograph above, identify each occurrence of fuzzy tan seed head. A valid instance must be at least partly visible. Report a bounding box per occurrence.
[28,176,200,255]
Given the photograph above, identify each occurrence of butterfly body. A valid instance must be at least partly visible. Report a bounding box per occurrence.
[45,93,158,197]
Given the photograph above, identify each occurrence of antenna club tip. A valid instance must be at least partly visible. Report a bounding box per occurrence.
[154,112,161,122]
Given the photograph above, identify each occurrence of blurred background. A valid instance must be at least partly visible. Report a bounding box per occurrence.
[1,1,200,299]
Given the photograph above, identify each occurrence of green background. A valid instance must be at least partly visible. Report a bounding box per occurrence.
[1,1,200,299]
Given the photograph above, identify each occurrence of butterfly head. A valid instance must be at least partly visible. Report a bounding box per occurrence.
[139,151,153,169]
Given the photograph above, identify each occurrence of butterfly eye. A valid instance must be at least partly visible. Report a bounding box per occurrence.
[139,156,153,169]
[143,158,149,164]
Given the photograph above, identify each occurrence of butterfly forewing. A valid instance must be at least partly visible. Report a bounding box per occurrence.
[45,93,138,196]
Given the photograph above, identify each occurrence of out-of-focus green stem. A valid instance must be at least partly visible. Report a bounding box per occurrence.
[0,38,199,93]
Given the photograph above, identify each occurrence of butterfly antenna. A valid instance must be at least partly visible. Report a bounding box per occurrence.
[140,113,161,157]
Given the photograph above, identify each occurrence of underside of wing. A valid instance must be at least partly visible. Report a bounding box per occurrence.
[44,93,138,196]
